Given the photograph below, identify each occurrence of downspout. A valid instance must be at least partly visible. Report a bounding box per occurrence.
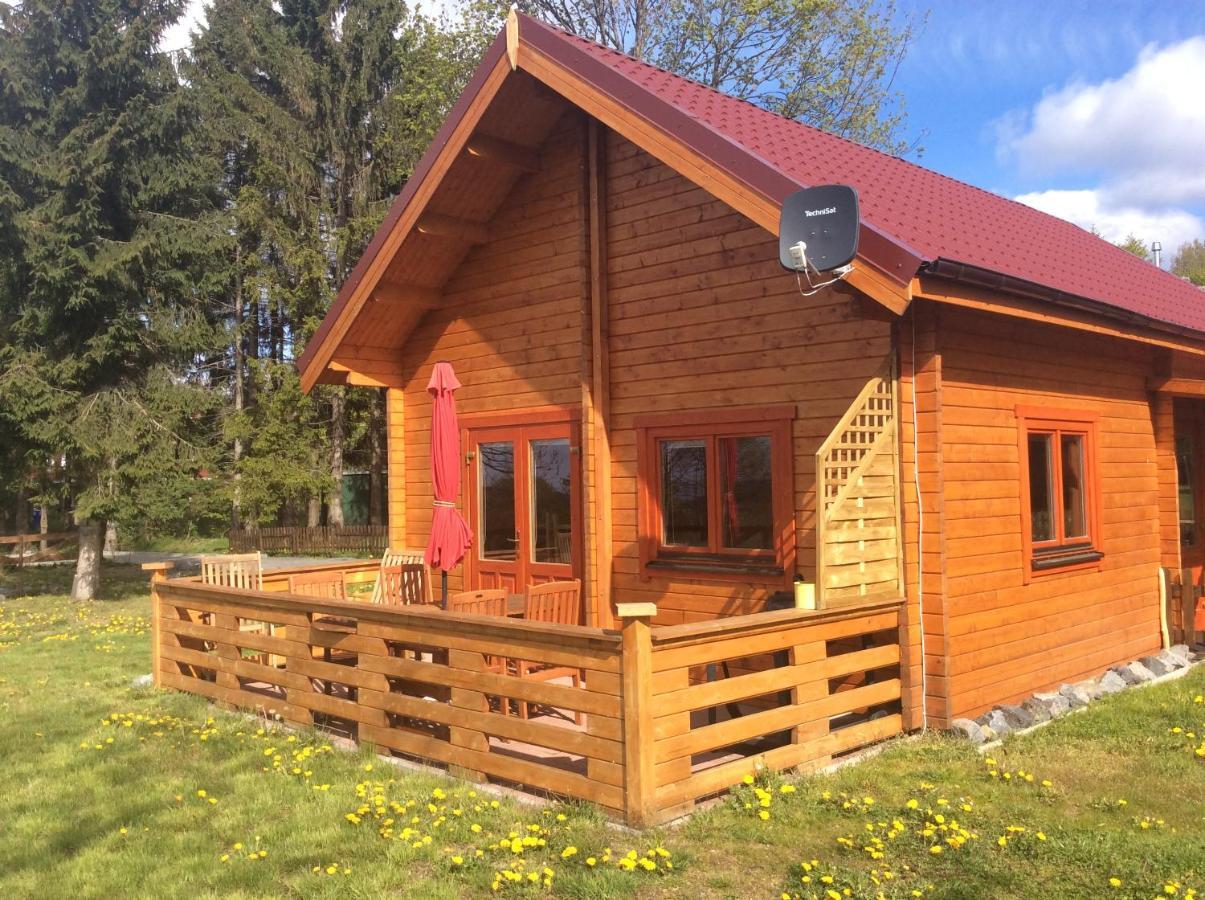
[910,310,928,732]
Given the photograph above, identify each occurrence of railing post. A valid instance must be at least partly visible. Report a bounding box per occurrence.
[141,562,174,688]
[617,602,656,828]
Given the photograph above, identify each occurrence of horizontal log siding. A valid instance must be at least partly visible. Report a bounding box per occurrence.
[603,133,893,625]
[396,113,588,593]
[936,306,1163,718]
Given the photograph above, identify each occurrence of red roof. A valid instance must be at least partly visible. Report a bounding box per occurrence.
[526,16,1205,335]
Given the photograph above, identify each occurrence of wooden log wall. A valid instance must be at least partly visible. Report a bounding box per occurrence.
[396,111,588,597]
[602,131,894,625]
[935,305,1163,718]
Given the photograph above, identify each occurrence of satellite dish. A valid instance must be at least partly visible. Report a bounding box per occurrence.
[779,185,860,272]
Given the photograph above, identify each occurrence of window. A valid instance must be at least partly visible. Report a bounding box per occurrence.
[636,406,794,582]
[1177,434,1196,547]
[1017,407,1102,577]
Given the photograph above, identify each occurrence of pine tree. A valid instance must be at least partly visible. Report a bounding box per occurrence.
[0,0,224,597]
[189,0,472,528]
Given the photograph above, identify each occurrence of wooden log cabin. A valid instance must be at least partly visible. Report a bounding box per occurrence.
[297,11,1205,728]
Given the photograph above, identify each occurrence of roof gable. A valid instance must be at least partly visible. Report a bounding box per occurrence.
[299,11,1205,390]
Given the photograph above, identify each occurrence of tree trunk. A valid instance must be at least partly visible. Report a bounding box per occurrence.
[232,243,244,531]
[369,389,386,526]
[72,519,104,601]
[307,493,322,527]
[103,521,118,555]
[15,485,28,535]
[328,387,346,527]
[39,496,49,552]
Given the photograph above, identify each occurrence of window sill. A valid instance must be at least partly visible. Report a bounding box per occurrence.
[644,556,785,583]
[1029,547,1104,576]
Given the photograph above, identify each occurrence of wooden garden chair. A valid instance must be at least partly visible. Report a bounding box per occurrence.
[200,552,263,590]
[199,552,272,664]
[514,579,583,722]
[374,562,430,606]
[288,570,356,690]
[371,549,432,604]
[448,588,508,617]
[449,588,511,691]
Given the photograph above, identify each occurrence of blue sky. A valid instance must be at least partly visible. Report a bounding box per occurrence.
[891,0,1205,257]
[163,0,1205,260]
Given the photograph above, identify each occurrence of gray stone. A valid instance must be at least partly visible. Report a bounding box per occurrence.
[1021,697,1052,723]
[1096,670,1127,694]
[983,709,1013,736]
[1140,655,1173,677]
[1111,664,1140,686]
[1117,661,1156,685]
[950,718,986,744]
[1034,691,1072,716]
[1157,648,1188,670]
[131,673,154,690]
[1169,644,1193,665]
[1059,683,1092,708]
[1047,694,1072,716]
[979,724,998,743]
[998,703,1036,729]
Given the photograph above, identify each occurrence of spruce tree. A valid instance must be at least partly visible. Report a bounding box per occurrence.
[0,0,223,597]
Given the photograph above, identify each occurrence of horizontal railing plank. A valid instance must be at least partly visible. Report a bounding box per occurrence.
[653,643,900,718]
[651,609,902,672]
[654,678,901,762]
[360,723,624,810]
[357,654,621,717]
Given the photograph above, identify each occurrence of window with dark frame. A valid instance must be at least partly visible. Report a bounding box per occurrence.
[1176,433,1197,547]
[636,408,794,580]
[1018,408,1102,575]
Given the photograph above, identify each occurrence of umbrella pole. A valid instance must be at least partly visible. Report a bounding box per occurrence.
[441,570,448,609]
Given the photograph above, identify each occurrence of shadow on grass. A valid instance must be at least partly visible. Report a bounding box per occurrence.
[0,562,149,603]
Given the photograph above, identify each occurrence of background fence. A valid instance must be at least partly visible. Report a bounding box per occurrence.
[229,525,388,556]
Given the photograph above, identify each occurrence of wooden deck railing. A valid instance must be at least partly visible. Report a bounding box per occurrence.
[146,565,906,827]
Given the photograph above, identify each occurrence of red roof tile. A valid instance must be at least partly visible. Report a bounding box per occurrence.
[527,16,1205,335]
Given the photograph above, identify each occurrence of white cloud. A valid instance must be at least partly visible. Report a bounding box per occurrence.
[1014,188,1204,256]
[1000,37,1205,260]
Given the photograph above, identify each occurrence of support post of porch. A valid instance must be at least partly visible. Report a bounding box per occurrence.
[141,561,174,688]
[617,602,655,828]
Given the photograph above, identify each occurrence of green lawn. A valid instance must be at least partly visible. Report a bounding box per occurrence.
[1,564,1204,899]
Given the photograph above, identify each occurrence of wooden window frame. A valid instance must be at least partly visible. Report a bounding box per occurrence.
[635,405,795,585]
[1016,406,1103,581]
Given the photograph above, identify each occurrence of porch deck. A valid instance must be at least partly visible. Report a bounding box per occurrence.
[146,562,906,827]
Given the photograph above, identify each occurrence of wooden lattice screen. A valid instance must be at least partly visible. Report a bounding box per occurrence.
[815,360,903,603]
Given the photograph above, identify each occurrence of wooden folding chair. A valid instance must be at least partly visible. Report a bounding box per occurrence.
[449,589,510,693]
[448,588,508,617]
[200,553,269,663]
[288,570,356,688]
[371,549,432,604]
[515,579,583,722]
[374,562,430,606]
[288,570,346,601]
[200,552,263,590]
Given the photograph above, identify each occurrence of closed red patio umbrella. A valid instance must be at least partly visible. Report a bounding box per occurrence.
[424,361,473,607]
